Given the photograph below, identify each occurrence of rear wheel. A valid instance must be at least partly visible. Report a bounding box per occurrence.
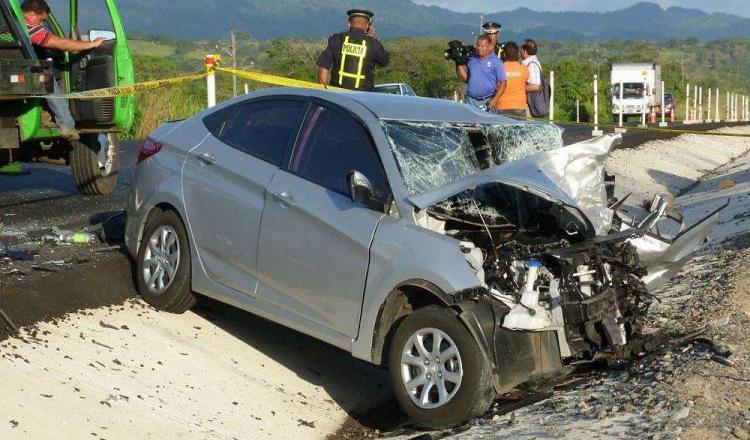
[136,209,196,313]
[70,133,119,195]
[388,306,494,429]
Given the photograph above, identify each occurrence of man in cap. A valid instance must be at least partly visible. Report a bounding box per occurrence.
[457,34,506,112]
[317,9,390,91]
[482,21,504,60]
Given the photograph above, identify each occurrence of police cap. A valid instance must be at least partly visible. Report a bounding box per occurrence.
[347,9,374,21]
[482,21,502,34]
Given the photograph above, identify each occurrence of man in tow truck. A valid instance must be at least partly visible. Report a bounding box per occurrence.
[21,0,105,140]
[316,9,389,91]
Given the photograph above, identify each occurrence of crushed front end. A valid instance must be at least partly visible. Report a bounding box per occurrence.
[385,119,719,392]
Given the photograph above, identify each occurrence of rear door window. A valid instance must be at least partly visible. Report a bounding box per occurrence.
[212,99,307,166]
[289,104,389,200]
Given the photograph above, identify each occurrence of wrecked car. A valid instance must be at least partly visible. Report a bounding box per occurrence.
[124,90,719,429]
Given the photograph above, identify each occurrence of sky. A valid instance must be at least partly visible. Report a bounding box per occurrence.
[414,1,750,18]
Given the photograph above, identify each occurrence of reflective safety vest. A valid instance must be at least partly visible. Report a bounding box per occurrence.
[496,43,504,61]
[338,35,368,90]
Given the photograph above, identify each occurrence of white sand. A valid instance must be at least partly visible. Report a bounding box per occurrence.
[2,127,749,439]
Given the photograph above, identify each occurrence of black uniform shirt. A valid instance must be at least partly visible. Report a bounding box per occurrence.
[317,27,390,91]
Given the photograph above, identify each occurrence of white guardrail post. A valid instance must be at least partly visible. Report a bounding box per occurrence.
[727,91,730,121]
[205,54,217,108]
[698,86,703,123]
[549,71,555,123]
[693,85,698,122]
[684,84,690,124]
[576,98,580,123]
[639,85,647,128]
[592,74,603,136]
[715,88,720,123]
[707,88,712,123]
[244,83,249,94]
[659,80,667,127]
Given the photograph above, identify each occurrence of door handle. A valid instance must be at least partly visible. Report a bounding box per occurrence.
[196,151,216,165]
[271,190,296,208]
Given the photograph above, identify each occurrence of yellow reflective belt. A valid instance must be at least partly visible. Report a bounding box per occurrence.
[338,35,368,89]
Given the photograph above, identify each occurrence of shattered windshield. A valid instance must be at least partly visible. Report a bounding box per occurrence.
[382,120,564,195]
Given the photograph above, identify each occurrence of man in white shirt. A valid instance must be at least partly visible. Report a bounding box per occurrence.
[521,39,541,94]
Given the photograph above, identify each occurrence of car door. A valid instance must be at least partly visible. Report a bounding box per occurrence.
[182,98,307,296]
[256,102,391,338]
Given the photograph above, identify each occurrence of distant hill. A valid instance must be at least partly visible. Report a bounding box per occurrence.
[49,0,750,41]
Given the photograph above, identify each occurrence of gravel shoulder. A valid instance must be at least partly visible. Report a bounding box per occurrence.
[1,128,749,439]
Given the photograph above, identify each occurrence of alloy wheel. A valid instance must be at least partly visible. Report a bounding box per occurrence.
[142,225,180,295]
[400,327,463,409]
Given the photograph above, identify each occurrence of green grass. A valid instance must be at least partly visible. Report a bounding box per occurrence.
[129,40,175,57]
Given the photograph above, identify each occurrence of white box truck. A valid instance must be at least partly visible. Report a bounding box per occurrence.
[610,63,662,120]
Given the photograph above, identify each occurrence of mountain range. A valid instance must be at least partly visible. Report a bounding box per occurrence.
[50,0,750,41]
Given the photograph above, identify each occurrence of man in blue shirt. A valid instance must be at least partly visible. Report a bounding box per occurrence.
[457,35,507,112]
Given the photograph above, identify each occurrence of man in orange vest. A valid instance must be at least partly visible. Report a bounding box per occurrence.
[495,42,529,117]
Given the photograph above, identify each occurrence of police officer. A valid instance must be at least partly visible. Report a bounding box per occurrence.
[317,9,390,91]
[482,21,504,61]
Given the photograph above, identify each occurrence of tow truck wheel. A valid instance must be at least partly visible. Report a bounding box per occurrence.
[70,133,120,195]
[388,306,495,429]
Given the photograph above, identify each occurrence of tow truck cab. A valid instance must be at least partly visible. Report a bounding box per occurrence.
[0,0,133,195]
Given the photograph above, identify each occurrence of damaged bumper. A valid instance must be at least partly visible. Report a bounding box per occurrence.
[620,198,727,291]
[455,296,564,395]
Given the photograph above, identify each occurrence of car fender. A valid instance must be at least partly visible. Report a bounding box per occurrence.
[351,217,482,362]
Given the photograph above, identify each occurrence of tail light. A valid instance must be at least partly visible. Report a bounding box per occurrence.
[137,138,163,163]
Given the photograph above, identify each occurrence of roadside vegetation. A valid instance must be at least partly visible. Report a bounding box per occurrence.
[125,35,750,139]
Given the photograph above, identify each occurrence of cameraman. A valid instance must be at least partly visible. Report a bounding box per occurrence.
[456,35,506,112]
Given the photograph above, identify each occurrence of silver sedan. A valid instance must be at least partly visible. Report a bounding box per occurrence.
[125,89,717,429]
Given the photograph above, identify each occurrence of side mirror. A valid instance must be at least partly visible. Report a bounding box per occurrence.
[348,171,383,211]
[88,30,116,42]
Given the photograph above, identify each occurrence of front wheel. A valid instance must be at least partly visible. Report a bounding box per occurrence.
[388,306,495,429]
[70,133,120,195]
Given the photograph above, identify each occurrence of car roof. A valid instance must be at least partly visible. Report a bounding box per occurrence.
[247,87,506,124]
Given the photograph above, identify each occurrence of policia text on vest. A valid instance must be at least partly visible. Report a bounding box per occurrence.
[316,10,390,91]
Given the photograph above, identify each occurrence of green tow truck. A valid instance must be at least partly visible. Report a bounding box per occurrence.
[1,0,133,195]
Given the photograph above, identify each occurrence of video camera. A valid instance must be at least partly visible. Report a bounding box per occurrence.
[443,40,475,65]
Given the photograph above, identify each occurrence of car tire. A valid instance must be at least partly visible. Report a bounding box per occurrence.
[388,305,495,429]
[136,209,196,313]
[70,133,119,195]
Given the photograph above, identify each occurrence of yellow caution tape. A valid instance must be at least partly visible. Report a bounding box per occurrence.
[0,71,208,100]
[2,61,748,139]
[219,66,750,138]
[216,67,348,91]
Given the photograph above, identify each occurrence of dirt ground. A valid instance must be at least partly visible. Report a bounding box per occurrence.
[1,127,749,439]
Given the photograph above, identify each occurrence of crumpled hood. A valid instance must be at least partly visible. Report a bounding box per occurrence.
[409,134,619,236]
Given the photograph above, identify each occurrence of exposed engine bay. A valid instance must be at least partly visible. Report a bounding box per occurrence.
[425,184,651,362]
[391,120,723,365]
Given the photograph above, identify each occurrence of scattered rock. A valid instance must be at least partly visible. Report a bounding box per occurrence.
[671,406,690,421]
[733,427,750,440]
[297,419,315,428]
[719,179,737,190]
